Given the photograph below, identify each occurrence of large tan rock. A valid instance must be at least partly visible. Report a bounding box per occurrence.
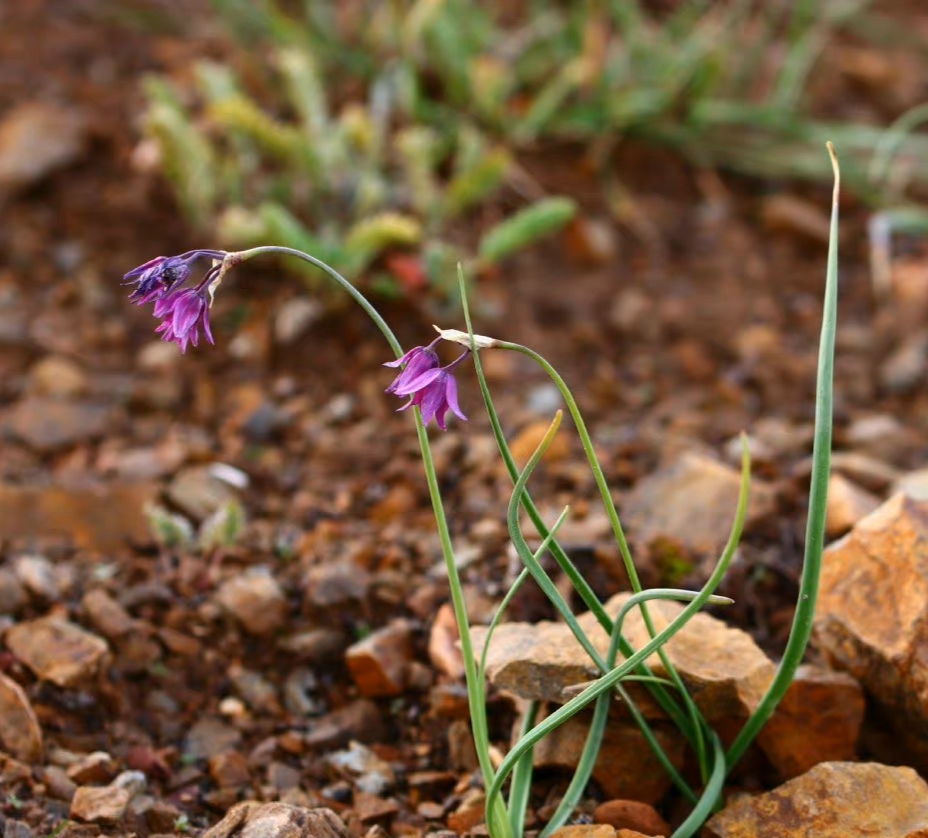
[704,762,928,838]
[814,494,928,754]
[475,593,775,724]
[622,451,775,558]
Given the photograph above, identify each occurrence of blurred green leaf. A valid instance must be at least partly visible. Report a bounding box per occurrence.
[479,197,578,264]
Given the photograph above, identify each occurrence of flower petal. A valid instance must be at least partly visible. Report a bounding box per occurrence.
[444,375,467,422]
[391,367,443,397]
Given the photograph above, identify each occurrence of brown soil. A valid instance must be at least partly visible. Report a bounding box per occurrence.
[2,1,928,836]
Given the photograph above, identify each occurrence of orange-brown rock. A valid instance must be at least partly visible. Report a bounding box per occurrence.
[530,708,684,804]
[5,616,109,688]
[509,419,571,468]
[346,619,414,698]
[594,799,669,836]
[704,761,928,838]
[0,670,42,762]
[754,664,864,780]
[549,826,617,838]
[215,569,288,636]
[814,494,928,754]
[70,785,131,824]
[825,473,881,537]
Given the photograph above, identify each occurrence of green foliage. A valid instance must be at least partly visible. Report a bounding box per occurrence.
[142,11,578,297]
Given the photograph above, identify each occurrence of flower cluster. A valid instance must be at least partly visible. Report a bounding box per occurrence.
[123,250,226,352]
[384,339,468,430]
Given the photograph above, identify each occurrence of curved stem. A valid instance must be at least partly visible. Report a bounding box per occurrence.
[229,246,403,358]
[233,245,512,837]
[497,340,709,771]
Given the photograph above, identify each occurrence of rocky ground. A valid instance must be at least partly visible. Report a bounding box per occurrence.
[3,2,928,837]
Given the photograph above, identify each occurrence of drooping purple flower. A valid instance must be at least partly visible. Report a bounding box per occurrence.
[383,339,441,395]
[152,288,214,353]
[390,350,469,430]
[123,250,225,306]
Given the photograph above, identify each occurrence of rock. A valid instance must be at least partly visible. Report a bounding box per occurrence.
[354,790,399,825]
[303,563,371,611]
[893,468,928,501]
[203,803,349,838]
[0,481,158,551]
[828,452,901,492]
[446,789,486,834]
[428,603,464,679]
[346,619,414,698]
[509,419,571,468]
[5,398,114,451]
[531,708,684,803]
[215,569,289,636]
[280,628,349,664]
[282,668,324,717]
[326,742,395,795]
[754,664,864,780]
[3,820,33,838]
[275,297,323,344]
[82,589,135,639]
[0,102,87,194]
[0,670,43,762]
[825,474,881,537]
[760,193,832,243]
[564,216,618,265]
[66,752,118,785]
[622,451,775,559]
[185,717,243,760]
[209,751,252,789]
[303,699,386,750]
[229,664,282,714]
[13,554,62,600]
[880,330,928,393]
[815,494,928,756]
[474,593,775,724]
[28,355,89,398]
[5,617,109,688]
[704,762,928,838]
[549,827,617,838]
[70,785,131,824]
[0,568,25,614]
[168,465,240,522]
[594,800,668,836]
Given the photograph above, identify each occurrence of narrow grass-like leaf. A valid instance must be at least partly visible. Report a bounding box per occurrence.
[459,265,701,795]
[725,143,839,770]
[486,435,751,822]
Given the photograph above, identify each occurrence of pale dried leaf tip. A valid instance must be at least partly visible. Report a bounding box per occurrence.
[433,326,499,349]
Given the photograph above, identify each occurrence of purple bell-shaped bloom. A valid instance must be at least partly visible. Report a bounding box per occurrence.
[152,289,214,354]
[388,347,469,430]
[123,250,225,306]
[383,339,441,395]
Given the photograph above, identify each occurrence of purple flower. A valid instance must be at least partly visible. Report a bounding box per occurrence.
[383,340,440,395]
[123,250,225,306]
[152,289,214,353]
[389,349,469,430]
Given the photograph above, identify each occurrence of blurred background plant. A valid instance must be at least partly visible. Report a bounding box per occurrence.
[141,0,928,301]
